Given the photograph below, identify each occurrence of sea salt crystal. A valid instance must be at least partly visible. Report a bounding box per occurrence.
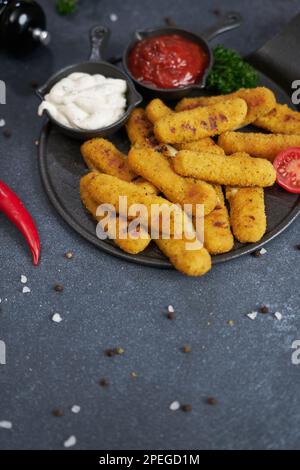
[169,401,180,411]
[21,275,27,284]
[64,435,77,448]
[0,119,6,127]
[109,13,118,22]
[71,405,81,414]
[260,248,267,255]
[168,305,175,313]
[0,421,12,429]
[22,286,31,294]
[52,313,62,323]
[274,312,283,321]
[247,311,258,320]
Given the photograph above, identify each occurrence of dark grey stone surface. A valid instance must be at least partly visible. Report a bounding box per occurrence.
[0,0,299,451]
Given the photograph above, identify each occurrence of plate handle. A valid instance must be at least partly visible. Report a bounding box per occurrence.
[201,11,243,42]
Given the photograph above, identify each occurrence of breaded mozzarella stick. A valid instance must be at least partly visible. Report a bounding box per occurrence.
[226,187,267,243]
[173,151,276,187]
[176,87,276,127]
[128,146,217,216]
[81,138,136,181]
[154,98,248,143]
[203,186,234,254]
[218,131,300,162]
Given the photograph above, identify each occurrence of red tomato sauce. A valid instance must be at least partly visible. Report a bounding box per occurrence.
[128,34,208,89]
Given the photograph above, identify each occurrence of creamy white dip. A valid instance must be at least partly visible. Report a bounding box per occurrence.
[38,72,127,130]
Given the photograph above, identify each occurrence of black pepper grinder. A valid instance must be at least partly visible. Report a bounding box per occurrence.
[0,0,50,53]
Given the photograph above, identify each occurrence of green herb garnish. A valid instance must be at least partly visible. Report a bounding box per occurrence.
[56,0,78,15]
[206,45,258,94]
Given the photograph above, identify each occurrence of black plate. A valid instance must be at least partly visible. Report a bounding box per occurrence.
[38,69,300,269]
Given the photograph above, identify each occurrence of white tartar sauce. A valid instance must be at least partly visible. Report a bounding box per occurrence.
[38,72,127,130]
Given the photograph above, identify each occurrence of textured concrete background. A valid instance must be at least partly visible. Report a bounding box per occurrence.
[0,0,299,450]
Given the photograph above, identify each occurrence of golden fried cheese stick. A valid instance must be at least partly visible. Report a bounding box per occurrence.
[81,138,136,182]
[173,151,276,187]
[145,99,225,154]
[175,139,225,155]
[254,103,300,134]
[203,185,234,255]
[226,187,266,243]
[133,177,159,195]
[218,131,300,162]
[146,99,173,124]
[155,238,211,276]
[154,98,248,143]
[80,177,151,254]
[176,87,276,127]
[126,108,158,147]
[81,138,158,194]
[128,146,217,216]
[82,172,194,238]
[81,174,211,276]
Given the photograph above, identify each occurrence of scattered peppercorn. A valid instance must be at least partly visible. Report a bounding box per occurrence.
[65,251,74,259]
[54,284,64,293]
[99,378,110,387]
[30,80,39,89]
[166,312,175,320]
[3,128,12,138]
[260,306,269,314]
[105,348,116,357]
[206,397,217,406]
[105,347,124,357]
[52,409,64,417]
[212,8,221,16]
[182,345,191,354]
[181,404,192,412]
[253,250,262,258]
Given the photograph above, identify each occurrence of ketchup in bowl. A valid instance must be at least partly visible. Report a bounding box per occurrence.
[128,34,208,89]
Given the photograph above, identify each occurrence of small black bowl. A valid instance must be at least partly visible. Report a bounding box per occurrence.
[123,12,243,101]
[36,26,142,141]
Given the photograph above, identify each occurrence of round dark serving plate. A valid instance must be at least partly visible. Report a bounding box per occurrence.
[38,70,300,269]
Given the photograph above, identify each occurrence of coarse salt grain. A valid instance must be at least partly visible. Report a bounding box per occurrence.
[63,435,77,448]
[22,286,31,294]
[109,13,118,22]
[168,305,174,313]
[169,401,180,411]
[274,312,283,321]
[0,119,6,127]
[21,275,27,284]
[71,405,81,414]
[0,421,12,429]
[260,248,267,255]
[247,311,258,320]
[52,313,62,323]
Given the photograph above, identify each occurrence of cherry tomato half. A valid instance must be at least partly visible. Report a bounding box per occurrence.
[273,147,300,194]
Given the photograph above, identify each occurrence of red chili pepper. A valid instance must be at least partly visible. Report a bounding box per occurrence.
[0,180,40,266]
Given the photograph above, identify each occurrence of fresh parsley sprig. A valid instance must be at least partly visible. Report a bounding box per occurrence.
[206,45,258,94]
